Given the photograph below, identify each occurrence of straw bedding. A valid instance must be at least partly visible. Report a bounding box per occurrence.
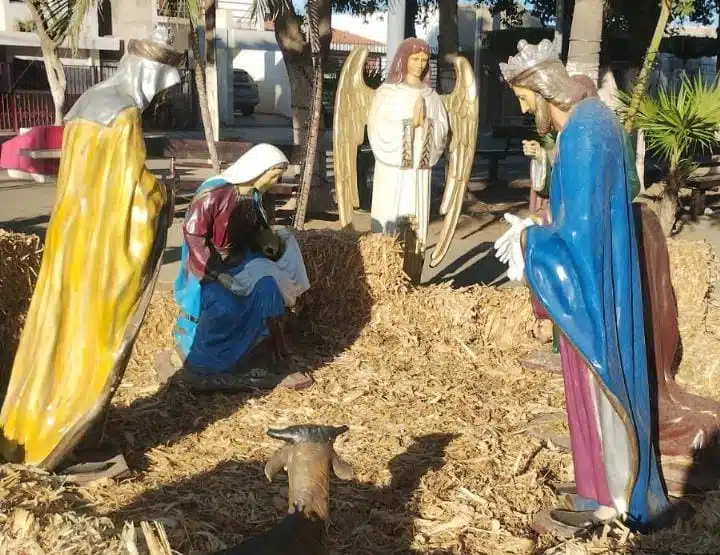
[0,230,41,393]
[0,229,719,554]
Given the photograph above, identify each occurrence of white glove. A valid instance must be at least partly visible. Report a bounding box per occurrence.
[494,213,535,282]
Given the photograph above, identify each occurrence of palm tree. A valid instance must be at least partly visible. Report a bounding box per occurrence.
[437,1,458,94]
[565,0,603,84]
[24,0,97,124]
[293,0,324,230]
[159,0,221,172]
[254,0,332,223]
[617,75,720,235]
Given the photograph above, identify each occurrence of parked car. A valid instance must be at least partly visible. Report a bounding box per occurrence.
[233,69,260,116]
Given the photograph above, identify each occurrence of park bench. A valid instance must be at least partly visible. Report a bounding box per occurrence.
[686,159,720,219]
[473,122,533,183]
[18,148,61,159]
[169,153,298,225]
[645,157,720,219]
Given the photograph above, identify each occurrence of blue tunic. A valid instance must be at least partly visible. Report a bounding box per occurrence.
[173,177,286,373]
[523,98,669,525]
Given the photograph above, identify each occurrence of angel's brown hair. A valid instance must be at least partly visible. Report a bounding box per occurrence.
[386,38,432,86]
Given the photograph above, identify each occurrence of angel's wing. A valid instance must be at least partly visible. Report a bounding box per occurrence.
[333,46,376,228]
[430,56,480,268]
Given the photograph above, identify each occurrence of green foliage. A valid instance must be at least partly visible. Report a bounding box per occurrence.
[616,75,720,177]
[157,0,202,26]
[250,0,292,22]
[28,0,98,49]
[14,18,36,32]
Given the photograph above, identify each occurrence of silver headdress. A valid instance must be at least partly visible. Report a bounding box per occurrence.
[499,39,562,83]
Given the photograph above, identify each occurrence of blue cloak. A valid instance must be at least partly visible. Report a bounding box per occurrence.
[173,177,285,373]
[524,98,669,525]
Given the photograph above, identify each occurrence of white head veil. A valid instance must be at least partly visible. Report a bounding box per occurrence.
[220,143,289,185]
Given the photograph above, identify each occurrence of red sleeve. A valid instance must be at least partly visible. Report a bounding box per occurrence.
[184,195,216,279]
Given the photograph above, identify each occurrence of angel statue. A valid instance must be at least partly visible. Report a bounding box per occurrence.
[333,38,479,279]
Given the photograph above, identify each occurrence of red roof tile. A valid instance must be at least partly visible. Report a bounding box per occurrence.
[263,21,384,45]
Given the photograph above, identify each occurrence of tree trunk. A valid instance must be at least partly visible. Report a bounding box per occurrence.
[42,42,67,125]
[25,1,67,125]
[190,29,221,172]
[294,0,324,229]
[437,0,458,94]
[716,0,720,73]
[554,0,565,59]
[636,129,646,193]
[203,0,220,147]
[565,0,603,84]
[658,177,679,236]
[624,0,671,133]
[274,2,333,215]
[405,0,418,38]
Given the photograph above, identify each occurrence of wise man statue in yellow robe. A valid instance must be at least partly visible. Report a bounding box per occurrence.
[0,24,184,474]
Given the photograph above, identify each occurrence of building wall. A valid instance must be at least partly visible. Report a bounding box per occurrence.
[110,0,155,43]
[2,0,31,32]
[0,0,101,37]
[218,0,262,30]
[231,30,291,117]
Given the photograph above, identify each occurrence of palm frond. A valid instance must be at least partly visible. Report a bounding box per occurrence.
[28,0,98,51]
[157,0,202,26]
[616,72,720,170]
[251,0,293,22]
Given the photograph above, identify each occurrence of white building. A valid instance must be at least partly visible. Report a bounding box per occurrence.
[0,0,120,68]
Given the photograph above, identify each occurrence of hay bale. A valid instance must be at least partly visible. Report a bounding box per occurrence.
[667,238,720,399]
[667,239,714,338]
[0,229,42,393]
[0,465,172,554]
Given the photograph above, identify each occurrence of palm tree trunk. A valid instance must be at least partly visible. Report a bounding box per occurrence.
[554,0,565,58]
[437,0,458,94]
[273,0,333,215]
[405,0,418,38]
[41,42,67,125]
[624,0,671,133]
[26,0,66,125]
[659,169,680,236]
[189,28,221,172]
[203,0,220,144]
[636,129,646,193]
[294,0,323,230]
[565,0,603,84]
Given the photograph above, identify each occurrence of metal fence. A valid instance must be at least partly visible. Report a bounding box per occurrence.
[0,60,198,132]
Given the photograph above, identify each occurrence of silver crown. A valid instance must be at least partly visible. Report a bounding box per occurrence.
[151,23,175,48]
[499,39,560,83]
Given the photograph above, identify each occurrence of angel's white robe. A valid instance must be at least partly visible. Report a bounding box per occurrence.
[367,82,449,247]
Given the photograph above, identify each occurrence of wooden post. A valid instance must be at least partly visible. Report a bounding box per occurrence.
[400,216,424,286]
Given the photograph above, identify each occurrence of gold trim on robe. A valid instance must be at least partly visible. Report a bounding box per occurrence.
[0,107,168,468]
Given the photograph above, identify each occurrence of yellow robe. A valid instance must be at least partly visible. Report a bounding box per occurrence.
[0,107,169,469]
